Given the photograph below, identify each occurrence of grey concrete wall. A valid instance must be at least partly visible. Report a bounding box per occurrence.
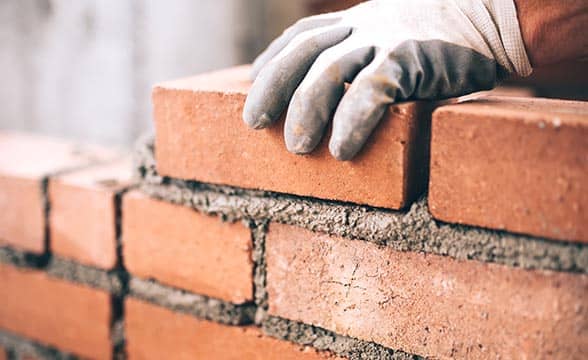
[0,0,305,147]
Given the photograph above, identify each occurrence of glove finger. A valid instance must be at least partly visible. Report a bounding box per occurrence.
[243,25,352,130]
[329,53,403,160]
[284,38,374,154]
[251,13,343,80]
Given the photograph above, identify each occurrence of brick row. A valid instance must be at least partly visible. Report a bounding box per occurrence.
[0,131,117,253]
[125,298,340,360]
[265,222,588,359]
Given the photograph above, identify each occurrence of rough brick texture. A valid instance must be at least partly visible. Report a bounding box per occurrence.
[429,96,588,242]
[265,223,588,359]
[49,159,133,269]
[153,65,434,209]
[0,131,115,253]
[0,175,44,253]
[0,263,112,359]
[122,190,253,303]
[125,298,340,360]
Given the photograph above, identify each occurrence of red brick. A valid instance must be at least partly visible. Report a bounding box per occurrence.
[0,263,112,359]
[125,297,340,360]
[0,346,6,360]
[0,176,44,253]
[265,223,588,359]
[122,190,253,303]
[49,159,133,269]
[429,96,588,242]
[0,131,116,253]
[153,65,434,209]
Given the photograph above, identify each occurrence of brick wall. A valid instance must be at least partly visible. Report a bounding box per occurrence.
[0,65,586,359]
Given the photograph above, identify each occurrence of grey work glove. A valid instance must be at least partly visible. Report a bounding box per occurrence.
[243,0,532,160]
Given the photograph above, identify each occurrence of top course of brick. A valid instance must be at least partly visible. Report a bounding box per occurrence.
[0,131,119,253]
[152,65,435,210]
[0,131,117,179]
[430,96,588,243]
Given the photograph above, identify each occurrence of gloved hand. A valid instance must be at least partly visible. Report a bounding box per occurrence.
[243,0,532,160]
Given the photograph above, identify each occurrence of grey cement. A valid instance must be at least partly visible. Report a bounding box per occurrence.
[136,137,588,274]
[0,247,122,294]
[0,246,48,269]
[0,330,76,360]
[111,319,126,360]
[262,316,422,360]
[46,257,124,295]
[128,276,256,326]
[251,221,268,312]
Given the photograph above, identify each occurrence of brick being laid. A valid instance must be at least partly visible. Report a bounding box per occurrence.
[49,158,134,269]
[265,222,588,359]
[429,96,588,243]
[0,131,117,253]
[152,65,434,210]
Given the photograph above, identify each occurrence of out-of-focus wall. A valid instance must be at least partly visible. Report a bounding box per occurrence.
[1,0,586,147]
[0,0,306,146]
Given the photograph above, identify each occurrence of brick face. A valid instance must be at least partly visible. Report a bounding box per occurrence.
[0,176,44,253]
[153,65,433,210]
[265,223,588,359]
[125,298,340,360]
[0,131,116,253]
[429,96,588,242]
[122,190,254,303]
[0,346,6,360]
[49,159,133,269]
[0,263,112,359]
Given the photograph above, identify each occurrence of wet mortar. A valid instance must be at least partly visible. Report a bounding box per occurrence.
[262,316,423,360]
[128,277,256,326]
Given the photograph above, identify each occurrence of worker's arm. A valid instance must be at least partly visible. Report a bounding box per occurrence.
[515,0,587,66]
[242,0,586,160]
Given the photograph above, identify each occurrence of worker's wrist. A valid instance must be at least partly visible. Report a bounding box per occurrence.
[514,0,588,67]
[514,0,549,66]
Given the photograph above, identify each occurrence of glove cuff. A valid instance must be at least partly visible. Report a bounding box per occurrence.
[458,0,533,77]
[486,0,533,76]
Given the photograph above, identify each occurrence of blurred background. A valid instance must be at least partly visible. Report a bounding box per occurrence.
[1,0,586,147]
